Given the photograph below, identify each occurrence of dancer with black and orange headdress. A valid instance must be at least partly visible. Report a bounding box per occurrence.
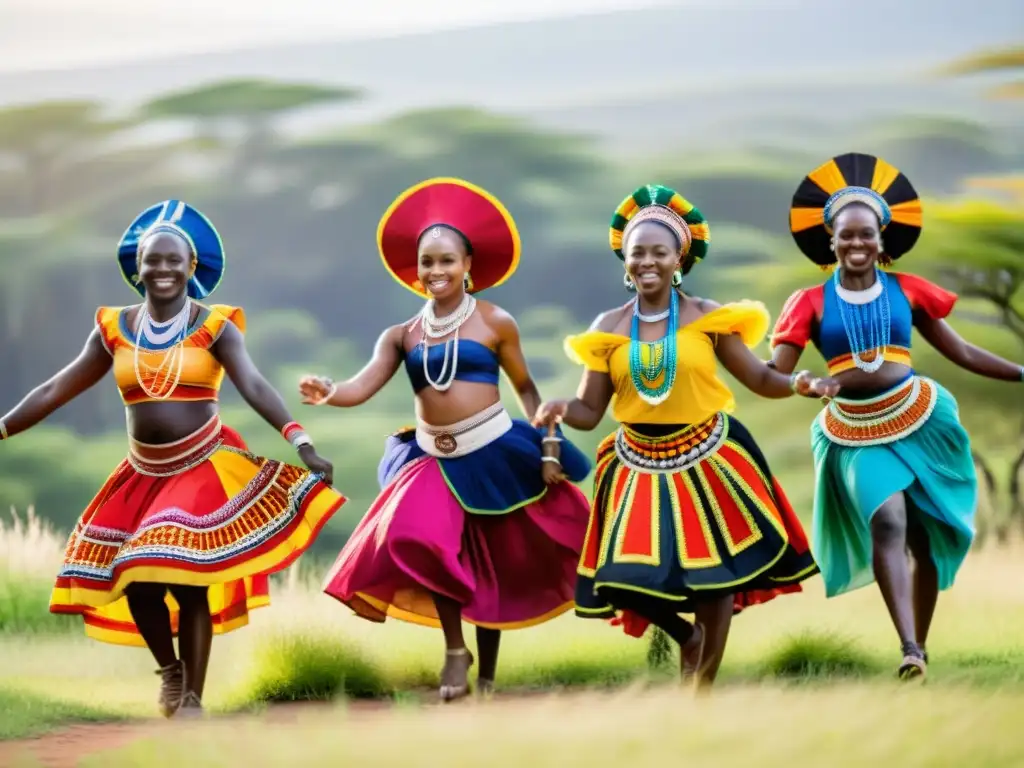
[771,153,1024,680]
[300,178,592,701]
[0,201,345,717]
[534,184,834,690]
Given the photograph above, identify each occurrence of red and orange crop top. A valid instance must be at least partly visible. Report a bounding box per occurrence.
[771,272,957,376]
[95,304,245,405]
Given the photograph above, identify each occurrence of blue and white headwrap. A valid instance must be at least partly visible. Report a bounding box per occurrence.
[117,200,225,299]
[822,186,892,232]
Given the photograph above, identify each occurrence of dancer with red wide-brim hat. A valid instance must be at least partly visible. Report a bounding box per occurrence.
[300,178,592,701]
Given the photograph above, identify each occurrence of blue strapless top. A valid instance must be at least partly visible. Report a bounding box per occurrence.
[404,338,501,393]
[816,277,914,374]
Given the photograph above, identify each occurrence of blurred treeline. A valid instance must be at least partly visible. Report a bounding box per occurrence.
[1,48,1022,553]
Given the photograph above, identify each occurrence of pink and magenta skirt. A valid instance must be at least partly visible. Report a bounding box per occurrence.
[322,418,592,629]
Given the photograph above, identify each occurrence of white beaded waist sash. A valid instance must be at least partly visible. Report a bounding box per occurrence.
[415,402,512,459]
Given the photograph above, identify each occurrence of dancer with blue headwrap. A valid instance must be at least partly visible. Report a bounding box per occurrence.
[0,201,345,717]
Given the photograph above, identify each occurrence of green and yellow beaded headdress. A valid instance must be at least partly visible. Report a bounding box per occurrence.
[609,184,710,265]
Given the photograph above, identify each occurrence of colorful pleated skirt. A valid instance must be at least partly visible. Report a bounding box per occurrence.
[811,375,977,597]
[322,405,592,629]
[49,415,346,646]
[575,414,818,633]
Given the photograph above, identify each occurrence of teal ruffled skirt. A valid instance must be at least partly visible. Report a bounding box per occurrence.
[810,375,977,597]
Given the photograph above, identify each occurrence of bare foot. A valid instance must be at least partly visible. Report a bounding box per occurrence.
[680,622,705,685]
[439,648,474,701]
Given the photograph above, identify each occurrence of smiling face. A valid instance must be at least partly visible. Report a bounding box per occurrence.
[832,204,882,276]
[137,231,194,301]
[417,227,472,301]
[624,221,682,296]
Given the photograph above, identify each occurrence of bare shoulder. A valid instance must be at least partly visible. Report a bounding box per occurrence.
[476,300,518,333]
[385,321,413,345]
[590,302,632,333]
[689,295,721,315]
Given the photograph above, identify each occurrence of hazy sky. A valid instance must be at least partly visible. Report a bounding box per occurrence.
[0,0,682,71]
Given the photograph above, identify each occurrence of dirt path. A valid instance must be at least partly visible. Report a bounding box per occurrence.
[0,691,560,767]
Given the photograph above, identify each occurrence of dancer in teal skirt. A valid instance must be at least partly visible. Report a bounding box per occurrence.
[769,153,1024,680]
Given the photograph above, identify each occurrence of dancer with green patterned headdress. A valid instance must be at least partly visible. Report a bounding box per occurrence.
[534,184,836,690]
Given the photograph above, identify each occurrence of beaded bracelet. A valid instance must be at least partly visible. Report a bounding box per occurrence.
[281,422,313,450]
[281,422,303,441]
[541,456,561,465]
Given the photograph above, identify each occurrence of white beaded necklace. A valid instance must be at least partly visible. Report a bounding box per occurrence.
[419,293,476,392]
[132,299,192,400]
[634,298,670,323]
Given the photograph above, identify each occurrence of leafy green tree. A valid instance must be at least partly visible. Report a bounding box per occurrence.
[916,200,1024,544]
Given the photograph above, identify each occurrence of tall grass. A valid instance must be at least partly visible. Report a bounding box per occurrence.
[3,506,1024,742]
[0,507,77,635]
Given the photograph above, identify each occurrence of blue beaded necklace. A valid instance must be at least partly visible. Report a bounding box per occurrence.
[833,266,891,373]
[629,289,678,405]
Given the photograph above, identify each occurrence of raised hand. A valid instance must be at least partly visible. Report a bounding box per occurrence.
[298,375,336,406]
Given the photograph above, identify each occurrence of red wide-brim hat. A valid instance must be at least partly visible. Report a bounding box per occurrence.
[377,177,521,298]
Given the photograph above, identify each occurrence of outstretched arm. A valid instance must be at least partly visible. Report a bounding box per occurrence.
[769,343,803,375]
[493,309,544,420]
[1,328,112,440]
[533,310,619,432]
[214,322,334,483]
[914,313,1024,382]
[718,334,838,398]
[299,325,404,408]
[560,370,615,431]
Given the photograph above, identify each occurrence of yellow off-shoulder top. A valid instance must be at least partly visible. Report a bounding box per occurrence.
[564,301,769,425]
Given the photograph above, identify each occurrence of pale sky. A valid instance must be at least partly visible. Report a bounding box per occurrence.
[0,0,681,71]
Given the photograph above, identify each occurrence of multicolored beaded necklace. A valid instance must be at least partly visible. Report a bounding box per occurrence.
[629,289,678,405]
[833,266,891,373]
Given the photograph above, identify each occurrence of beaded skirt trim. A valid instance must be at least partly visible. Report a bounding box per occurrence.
[818,376,937,447]
[614,414,725,474]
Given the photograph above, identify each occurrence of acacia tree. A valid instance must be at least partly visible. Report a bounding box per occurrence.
[0,101,132,216]
[939,45,1024,100]
[142,79,362,189]
[935,46,1024,544]
[918,201,1024,545]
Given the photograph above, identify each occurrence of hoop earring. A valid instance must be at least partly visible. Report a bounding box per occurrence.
[671,270,683,287]
[623,272,637,293]
[463,273,474,292]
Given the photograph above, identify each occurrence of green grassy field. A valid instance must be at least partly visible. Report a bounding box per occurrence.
[75,683,1024,767]
[3,506,1023,761]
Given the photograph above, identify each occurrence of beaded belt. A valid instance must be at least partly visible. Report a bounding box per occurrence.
[127,414,224,477]
[819,376,937,447]
[415,402,512,459]
[614,414,726,474]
